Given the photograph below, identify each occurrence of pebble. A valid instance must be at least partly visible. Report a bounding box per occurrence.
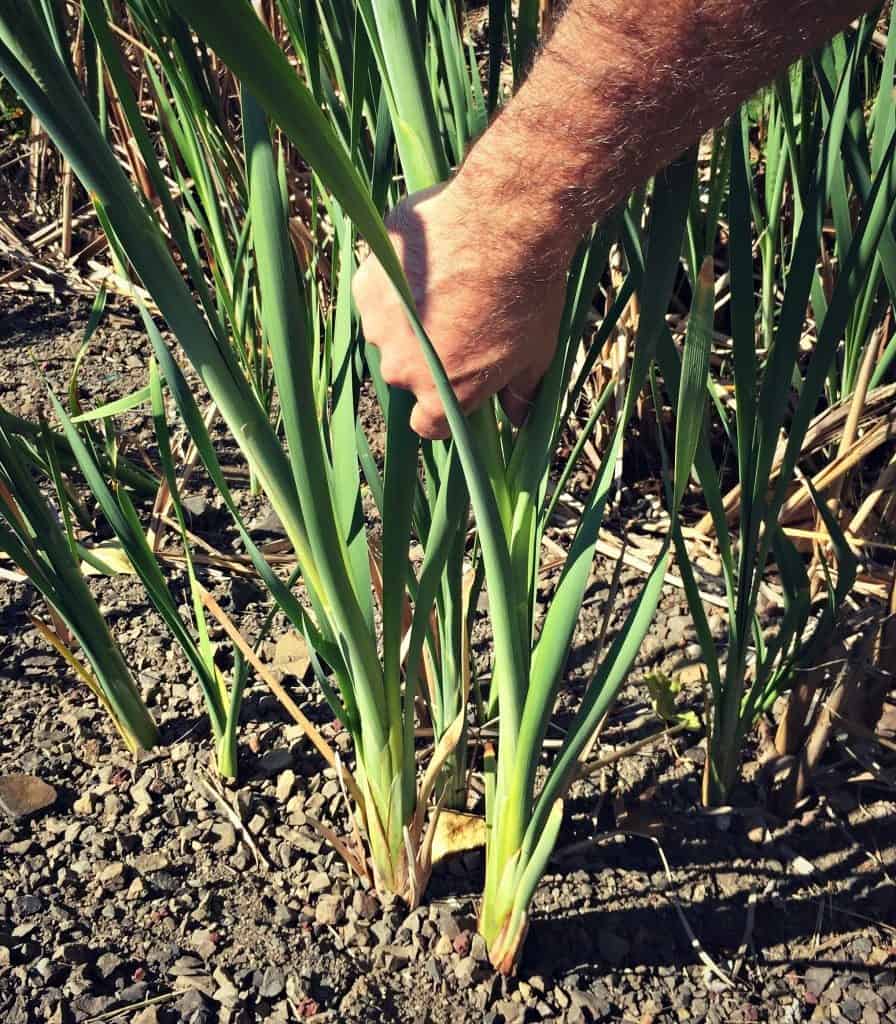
[72,793,93,815]
[96,952,122,978]
[790,855,816,876]
[315,894,344,927]
[56,943,90,964]
[118,982,148,1003]
[259,748,293,776]
[805,967,834,996]
[176,988,214,1022]
[191,929,218,960]
[352,890,379,920]
[133,851,170,873]
[841,998,863,1022]
[308,870,330,894]
[275,769,296,802]
[170,954,205,977]
[257,965,285,999]
[470,933,489,963]
[211,822,237,853]
[16,893,42,916]
[132,1009,161,1024]
[0,775,57,819]
[454,956,477,987]
[494,998,526,1023]
[570,989,611,1017]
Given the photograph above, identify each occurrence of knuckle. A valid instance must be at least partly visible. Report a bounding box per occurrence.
[413,399,449,440]
[378,351,408,387]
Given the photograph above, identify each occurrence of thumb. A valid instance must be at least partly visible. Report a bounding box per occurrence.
[410,399,451,441]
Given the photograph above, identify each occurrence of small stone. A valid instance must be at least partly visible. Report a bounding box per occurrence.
[191,930,218,960]
[495,999,525,1023]
[96,952,122,979]
[572,988,611,1019]
[0,774,57,819]
[99,862,126,889]
[436,910,461,941]
[170,954,205,977]
[130,782,153,808]
[72,793,93,816]
[352,891,379,920]
[790,855,815,876]
[215,981,240,1007]
[133,852,170,874]
[805,967,833,997]
[126,877,146,900]
[841,998,863,1022]
[275,770,296,803]
[212,823,237,853]
[425,957,442,984]
[176,988,214,1021]
[454,956,476,987]
[258,965,285,999]
[73,995,115,1016]
[56,944,90,964]
[181,495,208,518]
[370,917,393,945]
[132,1008,161,1024]
[678,663,706,686]
[16,893,42,916]
[251,508,285,536]
[434,935,453,957]
[273,903,297,926]
[307,871,330,895]
[118,982,148,1003]
[170,742,191,764]
[315,895,344,927]
[173,973,215,996]
[470,933,489,963]
[259,748,293,777]
[554,988,571,1009]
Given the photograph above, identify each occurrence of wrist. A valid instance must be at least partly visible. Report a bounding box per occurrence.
[449,133,584,283]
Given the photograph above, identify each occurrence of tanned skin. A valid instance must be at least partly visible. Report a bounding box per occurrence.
[353,1,879,439]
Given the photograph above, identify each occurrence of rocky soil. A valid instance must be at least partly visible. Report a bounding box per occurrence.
[0,296,894,1024]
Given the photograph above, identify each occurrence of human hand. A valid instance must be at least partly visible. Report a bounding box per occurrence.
[352,181,568,440]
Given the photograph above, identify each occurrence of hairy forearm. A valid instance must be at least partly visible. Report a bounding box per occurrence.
[455,0,878,266]
[354,0,881,438]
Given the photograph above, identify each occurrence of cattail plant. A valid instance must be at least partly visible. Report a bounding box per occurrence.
[0,409,160,752]
[663,15,896,805]
[159,0,704,971]
[0,0,713,968]
[0,0,479,903]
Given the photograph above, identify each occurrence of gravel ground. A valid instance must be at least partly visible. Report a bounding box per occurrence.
[0,296,894,1024]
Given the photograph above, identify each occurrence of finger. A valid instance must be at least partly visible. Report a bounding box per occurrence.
[410,400,451,441]
[499,370,540,427]
[351,257,374,309]
[376,350,417,391]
